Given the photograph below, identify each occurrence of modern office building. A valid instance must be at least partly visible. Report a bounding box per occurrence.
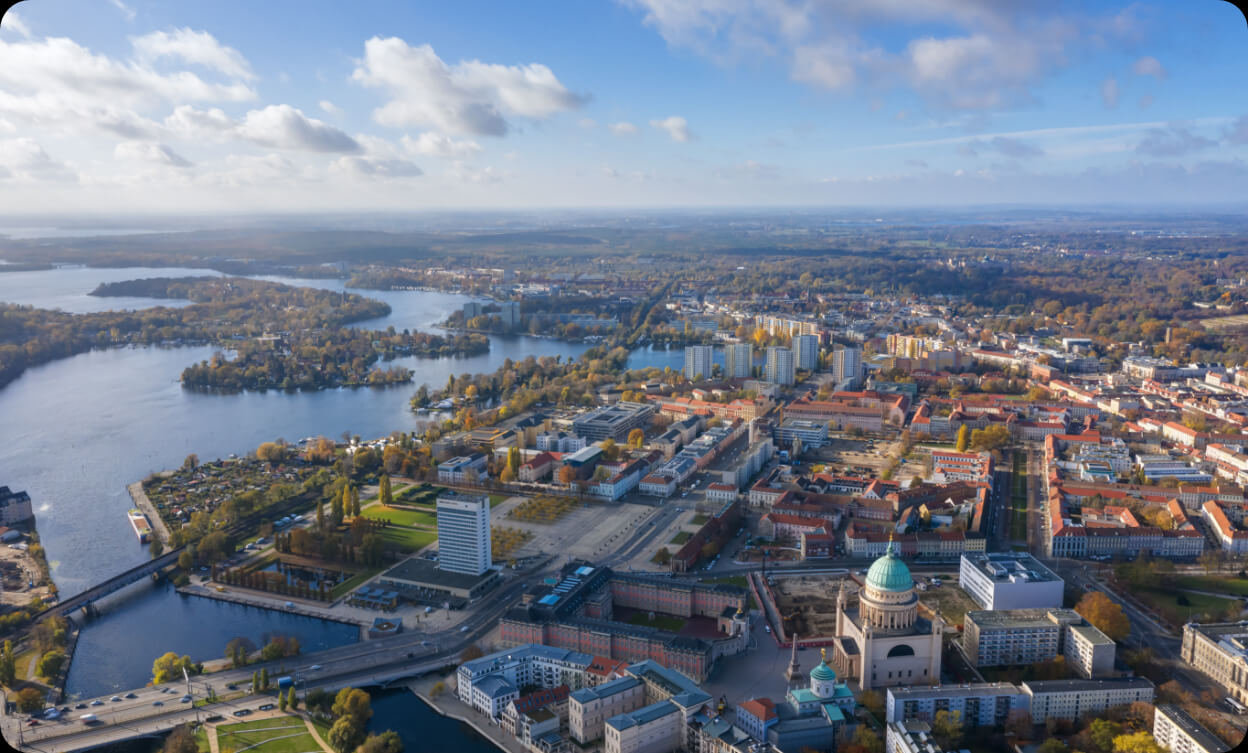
[1021,678,1154,723]
[572,401,656,442]
[725,343,753,379]
[683,345,714,381]
[1153,704,1228,753]
[958,552,1064,610]
[773,418,830,450]
[1181,621,1248,705]
[436,492,492,576]
[832,347,863,388]
[765,347,795,386]
[792,334,819,372]
[885,683,1029,727]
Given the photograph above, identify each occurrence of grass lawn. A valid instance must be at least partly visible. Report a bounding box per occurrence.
[1173,575,1248,597]
[1133,585,1241,625]
[1009,452,1027,542]
[919,583,980,627]
[361,506,437,528]
[691,513,710,525]
[379,527,437,552]
[216,716,318,753]
[13,649,35,683]
[489,494,507,507]
[625,612,688,632]
[193,725,212,753]
[670,531,692,545]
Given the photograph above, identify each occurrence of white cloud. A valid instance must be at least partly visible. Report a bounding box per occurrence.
[163,105,233,141]
[2,10,31,38]
[318,100,342,116]
[131,28,255,81]
[236,105,362,153]
[401,131,482,159]
[1226,116,1248,145]
[1131,56,1166,79]
[330,155,423,179]
[109,0,137,21]
[578,117,597,129]
[448,161,503,183]
[351,37,585,136]
[1100,76,1119,108]
[0,138,73,181]
[650,115,691,142]
[608,121,638,136]
[114,140,192,168]
[1135,124,1216,157]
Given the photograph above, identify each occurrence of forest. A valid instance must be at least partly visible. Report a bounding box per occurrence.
[0,276,489,391]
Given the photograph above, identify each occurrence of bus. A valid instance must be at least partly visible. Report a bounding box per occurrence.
[1225,696,1246,715]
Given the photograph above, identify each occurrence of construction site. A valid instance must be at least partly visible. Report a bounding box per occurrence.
[759,571,854,640]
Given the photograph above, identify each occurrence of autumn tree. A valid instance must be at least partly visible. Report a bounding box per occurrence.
[36,649,66,679]
[859,690,884,719]
[328,717,365,753]
[461,644,485,662]
[654,548,672,565]
[152,651,198,684]
[1037,739,1068,753]
[16,687,43,712]
[628,428,645,448]
[1075,591,1130,641]
[332,687,373,727]
[1111,730,1165,753]
[1088,719,1124,753]
[357,731,404,753]
[558,464,576,485]
[163,724,199,753]
[1004,709,1033,739]
[955,425,969,452]
[0,640,14,686]
[843,725,884,753]
[379,475,392,507]
[970,424,1011,451]
[500,467,516,484]
[931,709,964,750]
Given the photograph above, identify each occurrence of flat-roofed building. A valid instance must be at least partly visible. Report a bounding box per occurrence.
[458,644,594,719]
[1021,678,1154,723]
[1153,703,1229,753]
[569,676,646,744]
[885,683,1028,727]
[725,343,753,379]
[962,608,1114,678]
[774,418,829,450]
[959,552,1064,610]
[604,700,683,753]
[573,402,656,442]
[684,345,714,381]
[886,720,969,753]
[1181,620,1248,705]
[1065,623,1117,679]
[436,492,492,576]
[792,334,819,372]
[765,347,795,386]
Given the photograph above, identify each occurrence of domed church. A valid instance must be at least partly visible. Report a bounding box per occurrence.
[830,535,943,690]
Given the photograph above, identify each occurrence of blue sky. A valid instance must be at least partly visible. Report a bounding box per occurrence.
[0,0,1245,211]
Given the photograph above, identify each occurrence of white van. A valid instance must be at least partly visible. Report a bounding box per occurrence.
[79,713,99,724]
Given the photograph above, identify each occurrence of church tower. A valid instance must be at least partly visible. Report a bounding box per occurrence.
[785,634,803,686]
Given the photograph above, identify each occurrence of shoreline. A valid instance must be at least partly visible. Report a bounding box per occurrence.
[174,584,368,635]
[407,680,517,753]
[128,481,171,548]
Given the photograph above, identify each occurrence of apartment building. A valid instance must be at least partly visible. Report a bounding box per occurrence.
[792,334,819,372]
[684,345,714,381]
[604,700,684,753]
[436,492,492,576]
[457,644,594,718]
[765,347,795,386]
[885,720,970,753]
[962,608,1114,678]
[884,683,1028,727]
[1153,704,1228,753]
[1021,678,1154,723]
[725,343,754,379]
[570,676,646,744]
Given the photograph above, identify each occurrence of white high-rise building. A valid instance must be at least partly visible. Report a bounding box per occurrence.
[765,347,795,386]
[683,345,714,381]
[832,347,862,387]
[725,343,753,379]
[792,334,819,372]
[436,493,492,576]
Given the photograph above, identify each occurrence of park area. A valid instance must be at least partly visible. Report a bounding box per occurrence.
[212,716,327,753]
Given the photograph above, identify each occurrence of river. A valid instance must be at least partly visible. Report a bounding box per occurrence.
[0,265,678,699]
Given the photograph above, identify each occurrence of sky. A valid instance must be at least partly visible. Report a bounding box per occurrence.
[0,0,1245,212]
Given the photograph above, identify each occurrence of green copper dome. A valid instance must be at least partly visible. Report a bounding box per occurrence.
[865,538,913,592]
[810,661,837,683]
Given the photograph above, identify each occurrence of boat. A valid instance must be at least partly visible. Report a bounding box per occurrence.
[128,508,152,544]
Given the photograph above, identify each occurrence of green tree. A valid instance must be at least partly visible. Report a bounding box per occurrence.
[332,687,373,726]
[848,725,884,753]
[0,640,15,687]
[955,425,969,452]
[328,717,365,753]
[1089,719,1124,753]
[859,689,884,719]
[1038,738,1069,753]
[162,724,199,753]
[152,652,197,684]
[261,666,269,690]
[278,689,288,711]
[36,649,66,679]
[252,670,260,693]
[16,686,44,713]
[357,731,404,753]
[182,454,199,472]
[351,486,361,516]
[379,476,392,507]
[177,548,194,570]
[226,637,255,668]
[317,498,325,531]
[287,685,298,710]
[931,709,964,750]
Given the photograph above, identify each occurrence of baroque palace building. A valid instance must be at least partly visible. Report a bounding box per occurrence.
[831,535,943,690]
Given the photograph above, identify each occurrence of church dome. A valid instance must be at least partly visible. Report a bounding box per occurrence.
[810,661,837,683]
[865,536,913,593]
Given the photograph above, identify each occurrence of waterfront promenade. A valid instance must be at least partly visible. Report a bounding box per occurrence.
[128,481,171,548]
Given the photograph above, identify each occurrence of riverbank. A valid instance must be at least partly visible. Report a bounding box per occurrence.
[127,481,170,548]
[407,674,519,753]
[174,583,367,636]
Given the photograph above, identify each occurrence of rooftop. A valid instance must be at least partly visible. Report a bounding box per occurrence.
[886,683,1024,701]
[1022,677,1154,693]
[380,556,497,590]
[1155,704,1228,753]
[961,552,1061,584]
[606,700,680,731]
[965,608,1079,630]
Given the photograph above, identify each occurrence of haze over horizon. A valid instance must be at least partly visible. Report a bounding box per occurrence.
[0,0,1245,213]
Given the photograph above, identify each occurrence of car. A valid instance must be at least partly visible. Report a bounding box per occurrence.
[124,692,137,699]
[310,664,322,671]
[110,696,122,702]
[764,625,771,633]
[152,700,163,706]
[232,709,251,717]
[25,719,38,727]
[420,640,431,646]
[90,700,104,707]
[74,703,87,710]
[180,695,192,703]
[225,683,237,690]
[460,625,469,632]
[285,601,295,609]
[258,703,275,711]
[406,652,415,658]
[205,714,224,722]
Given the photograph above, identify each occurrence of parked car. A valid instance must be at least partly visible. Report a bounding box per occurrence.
[90,700,104,707]
[152,701,163,707]
[110,696,122,702]
[124,692,137,699]
[180,695,192,703]
[258,704,275,711]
